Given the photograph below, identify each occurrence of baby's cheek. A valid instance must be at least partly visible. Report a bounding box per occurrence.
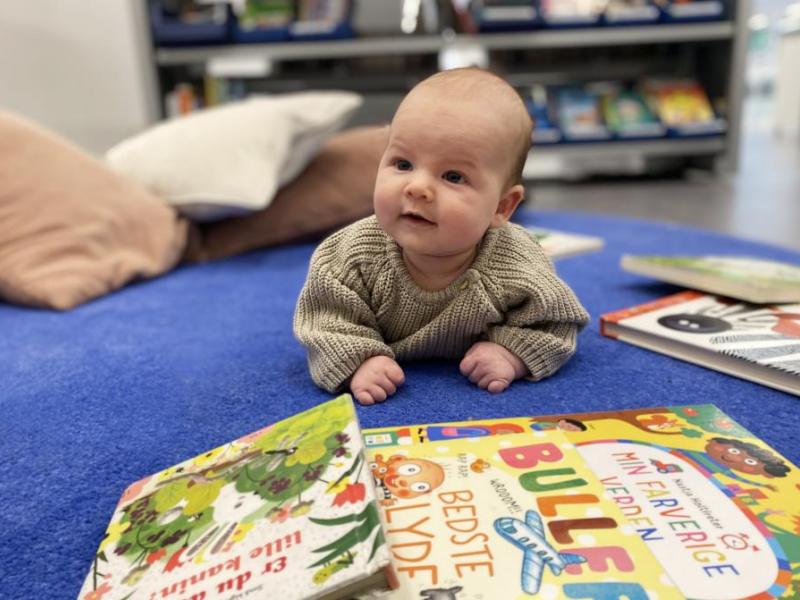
[394,488,411,498]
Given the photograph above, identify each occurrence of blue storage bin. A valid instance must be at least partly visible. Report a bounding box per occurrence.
[232,22,291,43]
[538,0,602,28]
[473,1,540,32]
[149,0,231,46]
[289,16,355,40]
[603,2,661,26]
[657,0,726,23]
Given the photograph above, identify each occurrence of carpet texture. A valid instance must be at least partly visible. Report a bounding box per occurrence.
[2,209,799,599]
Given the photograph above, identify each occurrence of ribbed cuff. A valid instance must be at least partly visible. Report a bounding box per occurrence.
[310,343,396,393]
[490,326,577,382]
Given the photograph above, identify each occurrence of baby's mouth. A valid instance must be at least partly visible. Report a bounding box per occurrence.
[400,211,435,226]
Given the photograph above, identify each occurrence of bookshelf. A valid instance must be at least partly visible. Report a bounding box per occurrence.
[138,1,752,177]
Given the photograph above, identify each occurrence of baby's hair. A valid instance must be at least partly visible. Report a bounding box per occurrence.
[410,68,533,187]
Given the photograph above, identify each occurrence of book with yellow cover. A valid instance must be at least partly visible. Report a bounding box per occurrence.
[363,429,682,599]
[364,404,800,599]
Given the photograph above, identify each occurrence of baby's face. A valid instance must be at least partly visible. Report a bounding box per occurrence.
[374,91,516,261]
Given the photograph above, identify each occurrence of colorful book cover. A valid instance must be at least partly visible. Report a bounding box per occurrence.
[621,255,800,304]
[79,395,393,600]
[604,0,661,24]
[527,85,562,144]
[556,86,611,141]
[364,404,800,599]
[540,0,603,24]
[364,429,682,599]
[527,226,605,260]
[601,291,800,396]
[642,79,726,136]
[602,90,666,139]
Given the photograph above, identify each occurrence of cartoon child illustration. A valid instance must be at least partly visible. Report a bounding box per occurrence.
[683,437,790,490]
[372,455,445,505]
[531,418,587,432]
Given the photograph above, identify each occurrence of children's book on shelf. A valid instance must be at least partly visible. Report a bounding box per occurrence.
[473,0,539,30]
[527,84,562,144]
[539,0,604,25]
[556,86,612,141]
[602,89,666,139]
[642,79,727,136]
[78,395,394,600]
[600,291,800,396]
[604,0,661,24]
[526,225,605,260]
[363,429,681,599]
[364,404,800,599]
[621,254,800,304]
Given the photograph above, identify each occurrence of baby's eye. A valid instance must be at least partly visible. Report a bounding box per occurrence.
[443,170,465,184]
[394,159,412,171]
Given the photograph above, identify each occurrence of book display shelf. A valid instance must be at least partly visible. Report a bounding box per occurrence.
[137,0,751,177]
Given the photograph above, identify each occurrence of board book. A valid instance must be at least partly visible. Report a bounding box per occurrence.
[78,395,394,600]
[527,226,605,260]
[621,254,800,304]
[600,291,800,396]
[364,404,800,599]
[363,429,681,599]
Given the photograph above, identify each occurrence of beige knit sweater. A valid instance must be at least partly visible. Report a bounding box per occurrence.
[293,216,589,392]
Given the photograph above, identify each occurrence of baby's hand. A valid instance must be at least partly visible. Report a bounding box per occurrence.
[459,341,528,394]
[350,356,405,405]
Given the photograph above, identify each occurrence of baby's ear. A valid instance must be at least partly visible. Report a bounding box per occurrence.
[490,184,525,228]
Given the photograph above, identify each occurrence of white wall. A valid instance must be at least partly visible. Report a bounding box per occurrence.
[0,1,158,154]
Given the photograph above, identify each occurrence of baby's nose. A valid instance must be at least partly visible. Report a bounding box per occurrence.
[404,173,433,200]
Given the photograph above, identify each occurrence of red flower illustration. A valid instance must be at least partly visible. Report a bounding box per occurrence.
[163,545,188,573]
[82,581,112,600]
[332,483,366,507]
[146,548,166,564]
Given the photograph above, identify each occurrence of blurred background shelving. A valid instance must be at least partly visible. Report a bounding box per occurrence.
[142,0,750,179]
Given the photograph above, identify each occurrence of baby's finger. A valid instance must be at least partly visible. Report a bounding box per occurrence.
[386,363,405,385]
[368,384,388,403]
[486,379,510,394]
[377,375,397,396]
[468,364,489,384]
[354,390,375,405]
[459,355,477,376]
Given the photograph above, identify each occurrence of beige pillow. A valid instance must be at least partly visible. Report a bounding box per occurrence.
[106,92,363,222]
[184,125,389,263]
[0,111,189,310]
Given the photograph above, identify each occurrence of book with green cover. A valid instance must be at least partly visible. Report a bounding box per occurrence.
[364,404,800,599]
[78,395,394,600]
[621,254,800,304]
[363,429,681,599]
[527,226,605,260]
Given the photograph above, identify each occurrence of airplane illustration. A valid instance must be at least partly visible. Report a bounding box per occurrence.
[494,510,587,595]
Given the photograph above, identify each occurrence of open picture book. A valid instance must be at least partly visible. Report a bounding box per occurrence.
[81,397,800,599]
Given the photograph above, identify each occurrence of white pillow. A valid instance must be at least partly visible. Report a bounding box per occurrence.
[106,91,362,222]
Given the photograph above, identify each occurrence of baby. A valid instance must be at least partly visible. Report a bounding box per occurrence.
[294,68,589,405]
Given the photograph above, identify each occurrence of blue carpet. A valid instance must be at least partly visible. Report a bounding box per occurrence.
[1,209,799,599]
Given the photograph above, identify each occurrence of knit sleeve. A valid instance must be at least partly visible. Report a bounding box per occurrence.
[293,227,394,392]
[486,227,590,381]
